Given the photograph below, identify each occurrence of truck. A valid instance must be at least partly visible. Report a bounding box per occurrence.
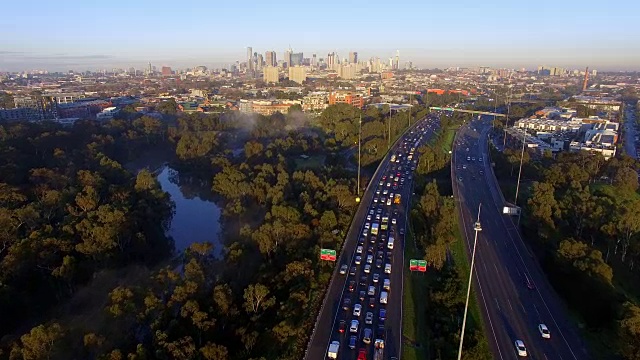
[374,339,385,360]
[394,194,401,205]
[327,341,340,359]
[371,223,379,235]
[381,217,389,231]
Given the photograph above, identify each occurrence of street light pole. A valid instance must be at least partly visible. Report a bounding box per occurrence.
[357,114,362,196]
[514,130,526,205]
[457,203,482,360]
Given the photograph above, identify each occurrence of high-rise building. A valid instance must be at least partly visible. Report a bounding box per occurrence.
[349,51,358,64]
[311,54,317,67]
[289,66,307,84]
[327,52,337,70]
[339,64,358,80]
[161,66,172,76]
[394,50,400,70]
[284,47,293,68]
[257,54,264,71]
[291,52,303,66]
[247,47,253,71]
[264,66,279,83]
[265,51,277,67]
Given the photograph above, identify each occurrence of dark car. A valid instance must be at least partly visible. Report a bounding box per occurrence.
[377,251,384,259]
[359,276,367,287]
[376,259,383,268]
[370,236,377,244]
[359,290,366,301]
[348,280,356,292]
[343,298,351,311]
[377,325,385,339]
[399,228,405,235]
[349,266,357,276]
[377,243,385,251]
[339,320,346,333]
[379,308,387,321]
[359,237,365,245]
[368,297,375,308]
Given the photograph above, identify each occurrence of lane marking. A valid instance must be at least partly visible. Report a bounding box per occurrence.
[508,299,513,311]
[495,298,501,311]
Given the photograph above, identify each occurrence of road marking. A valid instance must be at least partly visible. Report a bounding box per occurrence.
[508,299,513,311]
[495,298,501,311]
[483,261,488,272]
[534,304,540,316]
[521,303,526,315]
[494,263,499,275]
[515,266,522,278]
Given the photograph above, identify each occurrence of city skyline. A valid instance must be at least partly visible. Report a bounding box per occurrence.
[1,0,639,72]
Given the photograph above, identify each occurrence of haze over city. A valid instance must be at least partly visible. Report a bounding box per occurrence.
[1,0,639,72]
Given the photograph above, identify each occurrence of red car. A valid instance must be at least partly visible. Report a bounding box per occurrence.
[358,348,367,360]
[338,320,346,333]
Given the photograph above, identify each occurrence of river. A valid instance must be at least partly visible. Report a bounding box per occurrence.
[155,166,224,259]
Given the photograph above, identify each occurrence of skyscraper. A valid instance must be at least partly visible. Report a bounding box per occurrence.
[312,54,317,67]
[265,51,277,67]
[284,47,293,68]
[264,66,279,83]
[349,51,358,64]
[327,52,337,70]
[257,54,264,71]
[291,52,303,66]
[247,47,253,71]
[394,50,400,70]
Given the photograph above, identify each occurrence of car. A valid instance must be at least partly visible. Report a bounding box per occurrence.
[349,266,357,276]
[349,280,356,292]
[349,335,357,349]
[386,182,391,187]
[514,340,527,357]
[363,228,369,236]
[479,157,483,162]
[399,228,405,235]
[357,246,363,254]
[339,319,346,333]
[364,222,370,229]
[363,328,372,344]
[350,320,359,333]
[375,214,381,221]
[368,285,375,296]
[385,263,392,274]
[393,209,399,216]
[538,324,551,339]
[368,297,375,308]
[379,181,384,186]
[370,236,376,244]
[376,189,381,195]
[364,264,371,273]
[379,308,387,321]
[458,176,463,181]
[359,276,367,286]
[391,218,397,225]
[377,208,382,214]
[355,256,362,265]
[340,264,348,275]
[479,170,484,175]
[373,273,380,283]
[358,237,365,245]
[376,259,383,268]
[369,209,374,215]
[462,164,467,169]
[382,189,388,195]
[367,255,373,264]
[367,214,372,220]
[472,157,476,161]
[377,325,385,339]
[373,197,378,203]
[365,311,374,325]
[377,250,384,259]
[359,290,366,301]
[353,303,362,317]
[357,348,367,360]
[343,298,351,311]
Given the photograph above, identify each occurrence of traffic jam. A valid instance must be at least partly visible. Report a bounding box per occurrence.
[328,117,437,360]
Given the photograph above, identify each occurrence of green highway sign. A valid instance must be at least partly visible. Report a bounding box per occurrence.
[410,259,427,272]
[320,248,337,261]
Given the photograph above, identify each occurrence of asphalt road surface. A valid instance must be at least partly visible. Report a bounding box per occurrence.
[304,115,440,360]
[623,104,637,159]
[452,116,590,360]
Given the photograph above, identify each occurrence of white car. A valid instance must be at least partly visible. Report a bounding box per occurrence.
[357,246,363,254]
[353,304,362,317]
[339,264,348,275]
[385,263,392,274]
[367,255,373,264]
[350,320,359,333]
[538,324,551,339]
[391,218,397,225]
[365,312,374,325]
[514,340,527,357]
[373,273,380,283]
[364,264,371,274]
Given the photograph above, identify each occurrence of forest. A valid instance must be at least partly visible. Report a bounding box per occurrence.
[0,101,424,359]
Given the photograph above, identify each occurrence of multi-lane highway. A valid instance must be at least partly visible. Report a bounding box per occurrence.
[305,115,440,360]
[452,116,589,359]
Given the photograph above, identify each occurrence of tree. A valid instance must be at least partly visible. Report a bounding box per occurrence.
[200,343,229,360]
[157,99,178,115]
[243,283,275,314]
[619,302,640,360]
[614,167,639,193]
[14,323,64,360]
[527,181,559,231]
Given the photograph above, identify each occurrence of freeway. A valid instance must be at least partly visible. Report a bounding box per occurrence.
[623,103,637,159]
[304,115,440,360]
[452,116,589,359]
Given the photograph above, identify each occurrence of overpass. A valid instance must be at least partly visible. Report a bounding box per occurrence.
[429,107,506,117]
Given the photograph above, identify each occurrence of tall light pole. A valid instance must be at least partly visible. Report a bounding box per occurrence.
[457,203,482,360]
[357,114,362,196]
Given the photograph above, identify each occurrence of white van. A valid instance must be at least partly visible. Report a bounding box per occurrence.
[387,237,394,250]
[380,291,388,304]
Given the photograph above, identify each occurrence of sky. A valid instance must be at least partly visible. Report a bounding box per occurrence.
[1,0,639,72]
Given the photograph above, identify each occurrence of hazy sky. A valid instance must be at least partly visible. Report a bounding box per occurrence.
[1,0,639,72]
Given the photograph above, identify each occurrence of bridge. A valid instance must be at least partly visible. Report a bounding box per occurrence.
[429,107,506,117]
